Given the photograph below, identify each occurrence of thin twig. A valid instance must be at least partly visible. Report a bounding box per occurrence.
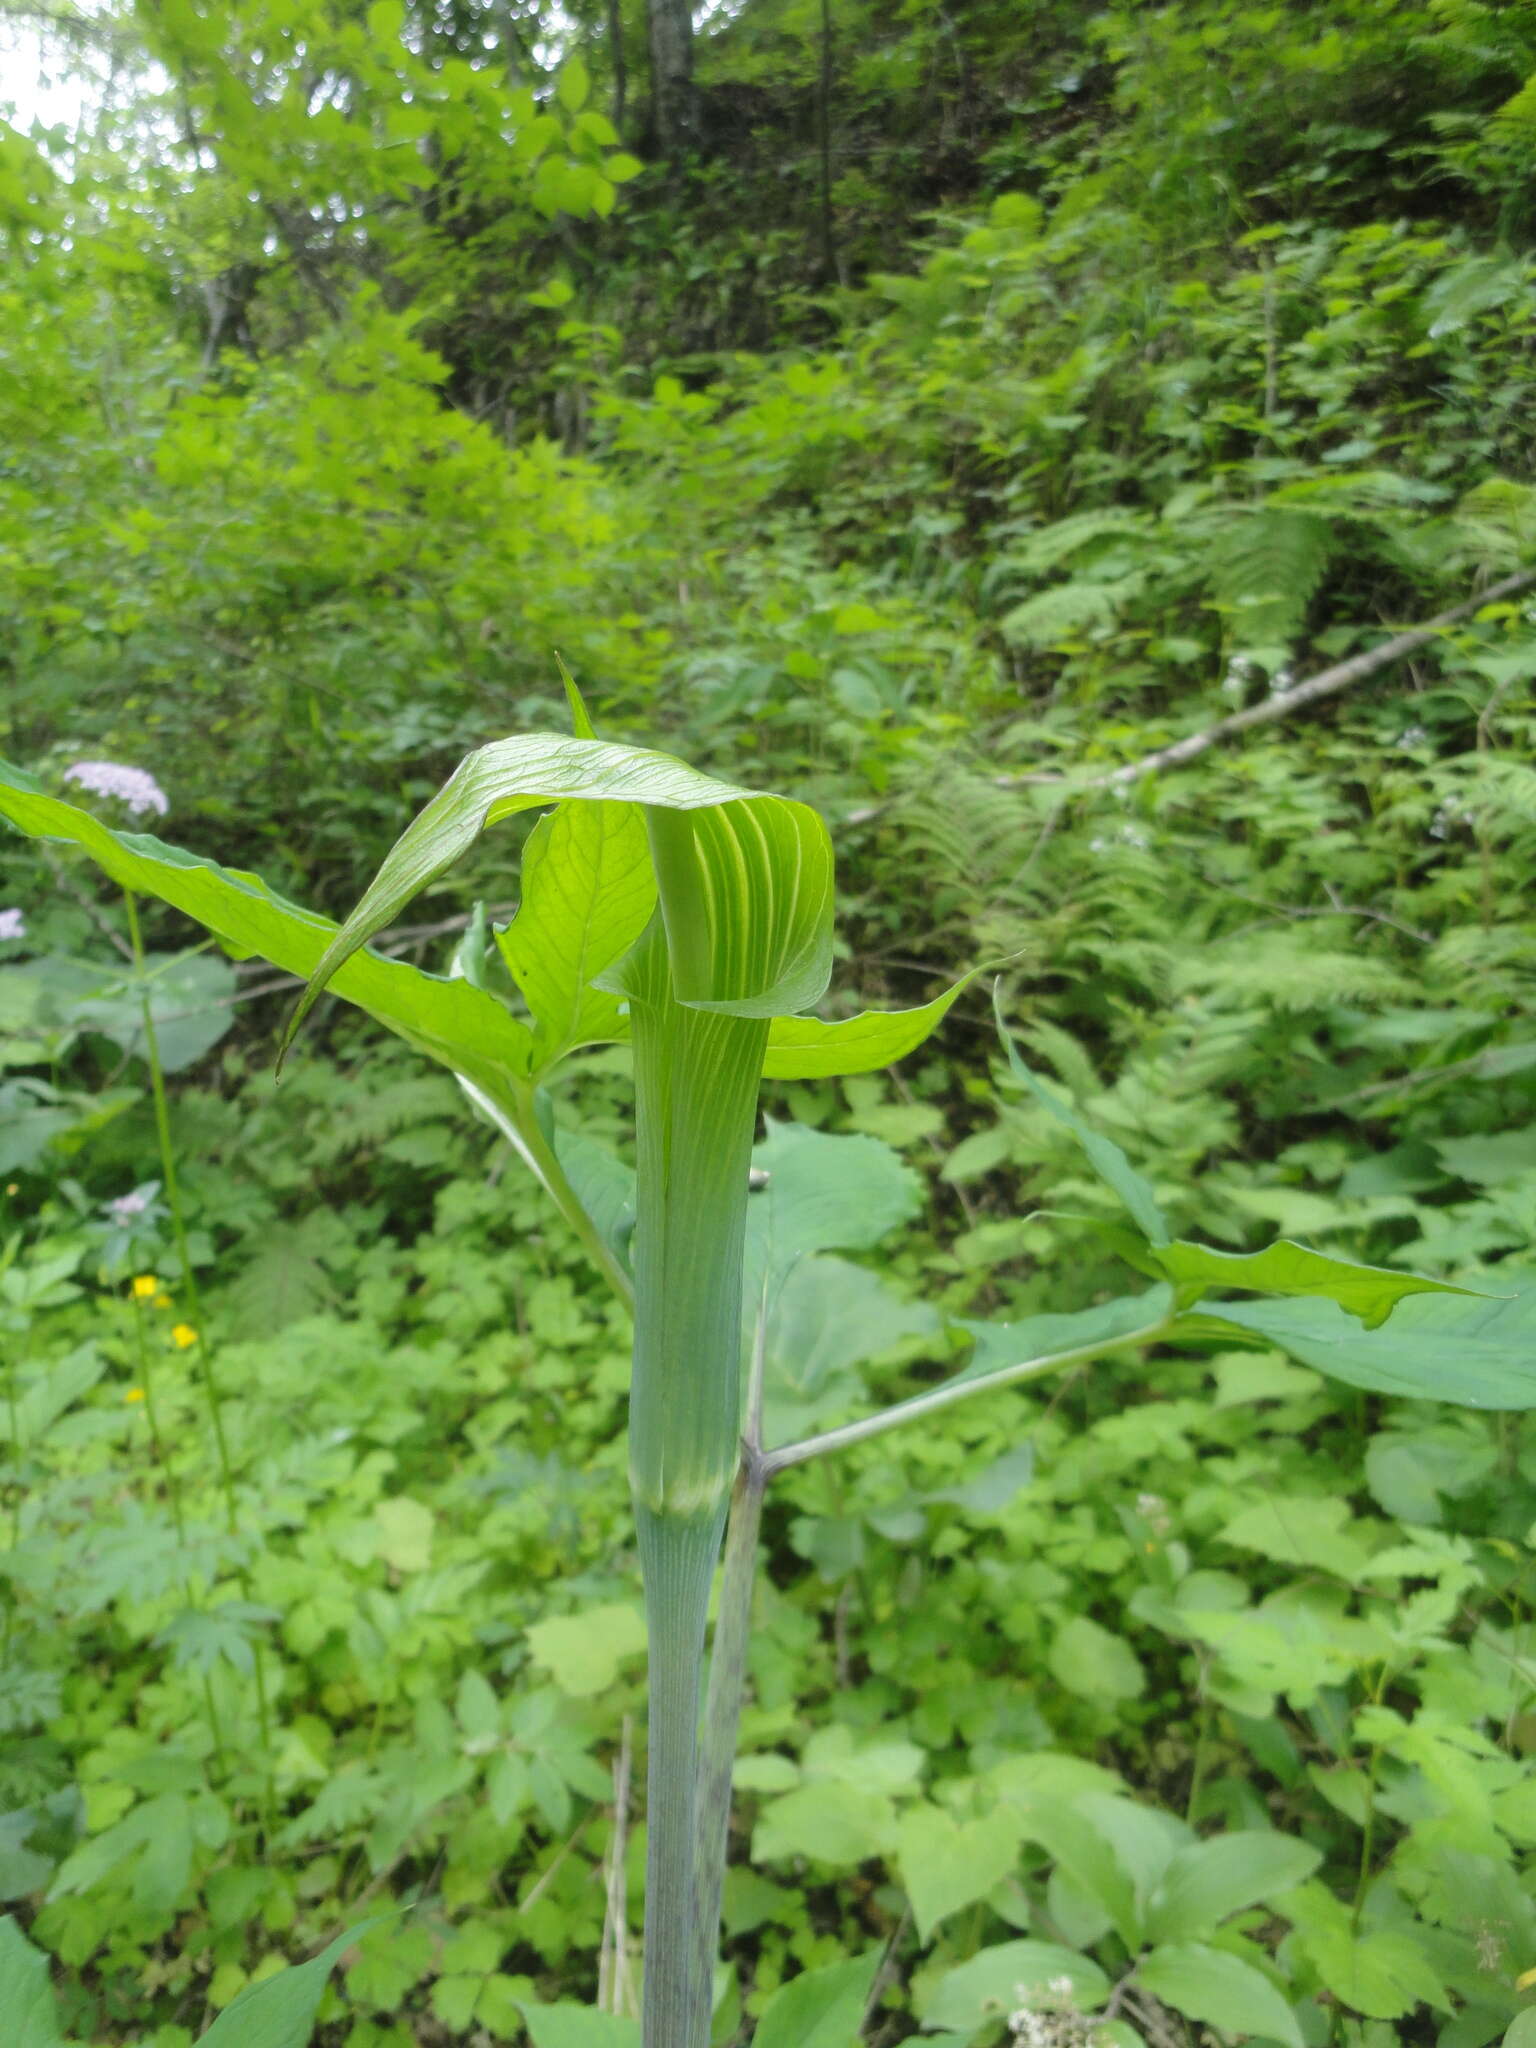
[1073,565,1536,789]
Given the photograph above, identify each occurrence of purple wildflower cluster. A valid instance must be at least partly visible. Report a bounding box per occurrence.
[0,908,25,941]
[64,760,169,818]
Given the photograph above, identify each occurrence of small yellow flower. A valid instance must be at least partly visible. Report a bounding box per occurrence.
[131,1274,159,1300]
[1518,1964,1536,1993]
[153,1293,171,1309]
[125,1387,145,1403]
[171,1324,198,1349]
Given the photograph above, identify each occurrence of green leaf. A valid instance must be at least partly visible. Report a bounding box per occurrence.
[895,1806,1024,1941]
[499,800,654,1075]
[994,988,1169,1244]
[524,1603,646,1697]
[753,1952,881,2048]
[1137,1942,1303,2048]
[1298,1924,1448,2021]
[1146,1833,1321,1942]
[1153,1238,1483,1328]
[950,1289,1176,1396]
[1049,1615,1145,1703]
[752,1781,896,1866]
[279,733,834,1052]
[762,972,974,1078]
[373,1497,434,1573]
[1504,2013,1536,2048]
[763,1253,938,1441]
[0,761,533,1092]
[1185,1278,1536,1407]
[69,950,237,1073]
[0,1916,69,2048]
[920,1941,1110,2034]
[744,1119,925,1311]
[200,1918,390,2048]
[555,57,590,112]
[518,2006,640,2048]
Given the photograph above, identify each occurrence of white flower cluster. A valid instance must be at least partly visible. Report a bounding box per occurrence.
[1089,825,1151,854]
[64,760,169,818]
[1008,1978,1100,2048]
[1395,725,1428,750]
[106,1187,154,1227]
[1429,793,1472,840]
[1221,654,1256,702]
[1136,1490,1173,1538]
[0,907,25,941]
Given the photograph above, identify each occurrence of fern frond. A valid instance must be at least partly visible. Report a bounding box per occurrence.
[1172,934,1413,1010]
[1204,508,1333,650]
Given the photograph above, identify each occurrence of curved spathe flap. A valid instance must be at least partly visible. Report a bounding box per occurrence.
[281,732,835,1059]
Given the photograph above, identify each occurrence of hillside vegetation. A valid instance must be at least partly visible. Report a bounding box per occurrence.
[2,0,1536,2042]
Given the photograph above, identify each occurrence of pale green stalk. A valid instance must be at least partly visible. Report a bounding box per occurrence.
[626,922,768,2048]
[123,891,274,1819]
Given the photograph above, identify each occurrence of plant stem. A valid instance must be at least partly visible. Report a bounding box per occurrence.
[636,1505,726,2048]
[762,1314,1175,1474]
[122,890,273,1821]
[691,1451,766,2026]
[457,1073,636,1311]
[625,920,768,2048]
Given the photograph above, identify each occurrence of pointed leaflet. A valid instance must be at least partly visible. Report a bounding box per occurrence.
[0,762,533,1089]
[0,1915,68,2048]
[1183,1275,1536,1408]
[993,986,1171,1245]
[1156,1238,1483,1327]
[198,1917,392,2048]
[281,734,835,1050]
[499,799,654,1073]
[762,970,977,1078]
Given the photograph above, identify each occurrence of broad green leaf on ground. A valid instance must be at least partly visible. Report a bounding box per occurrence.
[896,1805,1025,1940]
[36,950,236,1073]
[1154,1238,1483,1327]
[1504,2012,1536,2048]
[518,2005,642,2048]
[372,1497,434,1573]
[761,1253,939,1444]
[200,1918,390,2048]
[497,798,653,1073]
[0,762,535,1090]
[0,1916,69,2048]
[753,1952,881,2048]
[743,1120,924,1311]
[1146,1831,1321,1941]
[1184,1276,1536,1407]
[1049,1615,1146,1702]
[918,1941,1110,2034]
[761,972,975,1078]
[1294,1923,1449,2020]
[524,1603,646,1696]
[994,987,1169,1244]
[1137,1942,1304,2048]
[752,1780,898,1867]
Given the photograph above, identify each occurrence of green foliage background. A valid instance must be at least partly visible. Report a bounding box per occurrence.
[3,0,1536,2041]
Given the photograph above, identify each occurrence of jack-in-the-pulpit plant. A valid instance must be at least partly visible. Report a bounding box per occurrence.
[2,689,1531,2048]
[275,690,969,2048]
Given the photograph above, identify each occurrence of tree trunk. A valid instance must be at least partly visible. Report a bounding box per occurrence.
[647,0,694,159]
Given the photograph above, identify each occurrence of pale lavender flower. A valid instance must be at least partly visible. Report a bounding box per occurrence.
[64,760,169,818]
[107,1187,154,1226]
[0,907,25,941]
